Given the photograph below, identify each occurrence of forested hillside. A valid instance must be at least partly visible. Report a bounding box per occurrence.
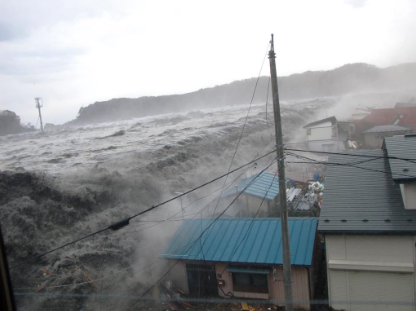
[68,62,416,125]
[0,110,35,136]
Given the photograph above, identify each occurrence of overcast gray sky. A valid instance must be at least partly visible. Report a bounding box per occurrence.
[1,0,415,125]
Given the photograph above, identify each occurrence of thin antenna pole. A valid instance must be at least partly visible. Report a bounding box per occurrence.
[268,34,294,311]
[35,97,44,132]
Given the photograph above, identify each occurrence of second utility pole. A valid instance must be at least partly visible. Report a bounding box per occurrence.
[35,97,44,133]
[268,34,294,311]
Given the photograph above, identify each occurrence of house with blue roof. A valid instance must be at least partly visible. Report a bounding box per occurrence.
[161,217,320,310]
[220,173,304,218]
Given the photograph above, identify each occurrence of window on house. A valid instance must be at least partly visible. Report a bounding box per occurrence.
[307,128,311,135]
[232,273,268,293]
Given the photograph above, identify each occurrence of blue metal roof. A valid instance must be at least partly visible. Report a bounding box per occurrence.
[221,173,281,201]
[161,218,318,266]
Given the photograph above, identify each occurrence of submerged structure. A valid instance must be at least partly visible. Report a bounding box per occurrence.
[303,116,354,152]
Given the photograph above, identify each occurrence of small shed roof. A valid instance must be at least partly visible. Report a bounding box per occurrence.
[161,218,318,266]
[363,124,412,134]
[384,134,416,181]
[221,173,279,201]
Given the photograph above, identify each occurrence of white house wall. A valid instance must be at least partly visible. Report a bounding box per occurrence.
[306,126,332,141]
[306,140,345,152]
[400,184,416,210]
[326,235,414,263]
[325,235,416,311]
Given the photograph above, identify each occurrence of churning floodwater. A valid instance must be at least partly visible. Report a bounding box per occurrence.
[0,99,334,311]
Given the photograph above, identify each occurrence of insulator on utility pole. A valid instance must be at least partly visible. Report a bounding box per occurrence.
[268,34,294,311]
[34,97,44,132]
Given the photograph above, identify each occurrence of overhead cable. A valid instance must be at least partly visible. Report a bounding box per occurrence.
[285,147,416,164]
[9,149,277,270]
[123,159,277,310]
[287,152,416,178]
[211,42,271,217]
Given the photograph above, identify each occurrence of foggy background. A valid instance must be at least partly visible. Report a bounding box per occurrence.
[1,0,416,310]
[1,0,416,124]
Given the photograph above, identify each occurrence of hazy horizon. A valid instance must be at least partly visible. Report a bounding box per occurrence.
[1,0,416,125]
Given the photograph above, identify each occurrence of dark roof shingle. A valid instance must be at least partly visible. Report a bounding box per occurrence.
[384,135,416,181]
[318,150,416,234]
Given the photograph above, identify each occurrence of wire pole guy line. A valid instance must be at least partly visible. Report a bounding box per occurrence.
[268,34,294,311]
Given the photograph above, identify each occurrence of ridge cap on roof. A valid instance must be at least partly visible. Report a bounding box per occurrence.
[303,116,337,129]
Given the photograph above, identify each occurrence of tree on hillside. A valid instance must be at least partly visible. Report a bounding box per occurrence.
[0,110,35,136]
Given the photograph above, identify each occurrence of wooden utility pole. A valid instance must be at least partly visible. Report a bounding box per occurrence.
[0,223,17,311]
[35,97,44,132]
[268,34,294,311]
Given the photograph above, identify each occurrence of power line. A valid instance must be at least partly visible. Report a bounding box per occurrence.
[128,161,257,225]
[115,162,258,236]
[123,159,277,310]
[211,42,270,217]
[9,149,277,270]
[285,147,416,164]
[265,76,274,137]
[286,151,384,167]
[287,152,416,179]
[105,157,277,297]
[68,163,264,294]
[14,292,416,307]
[10,227,111,270]
[14,159,277,301]
[127,149,276,221]
[127,137,275,227]
[220,170,277,274]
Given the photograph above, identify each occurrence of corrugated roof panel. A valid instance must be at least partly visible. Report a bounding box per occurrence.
[210,219,240,262]
[246,220,268,263]
[295,220,314,265]
[256,220,275,263]
[235,220,258,263]
[161,218,318,266]
[318,149,416,233]
[221,173,279,201]
[290,221,303,265]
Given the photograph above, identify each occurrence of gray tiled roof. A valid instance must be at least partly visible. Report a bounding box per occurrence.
[318,150,416,234]
[363,124,413,134]
[384,135,416,181]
